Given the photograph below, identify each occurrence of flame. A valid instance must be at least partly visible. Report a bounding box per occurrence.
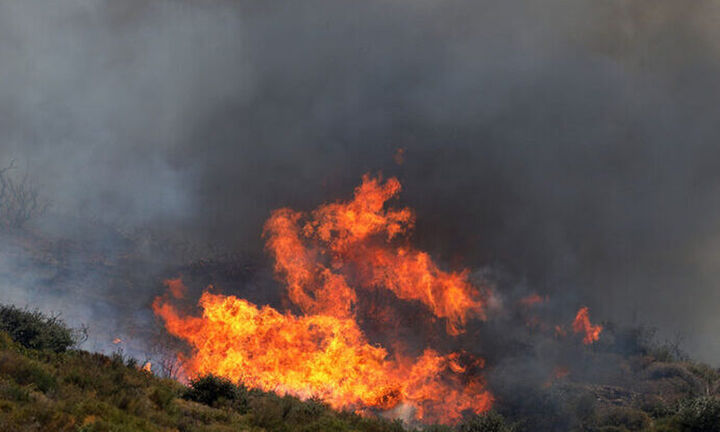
[165,277,187,299]
[394,147,405,165]
[543,366,570,388]
[552,366,570,380]
[572,306,602,345]
[154,291,491,422]
[153,175,493,424]
[112,338,123,345]
[519,293,546,307]
[263,174,487,334]
[142,361,152,373]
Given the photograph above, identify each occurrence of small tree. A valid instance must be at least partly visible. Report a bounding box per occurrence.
[0,160,48,229]
[0,305,84,352]
[183,374,247,409]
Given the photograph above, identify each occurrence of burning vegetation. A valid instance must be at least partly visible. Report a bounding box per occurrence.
[154,175,493,424]
[1,172,720,432]
[573,306,603,345]
[153,175,606,425]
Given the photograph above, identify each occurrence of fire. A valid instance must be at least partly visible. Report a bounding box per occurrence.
[519,293,546,307]
[154,291,491,422]
[165,277,187,299]
[572,306,602,345]
[552,366,570,380]
[263,174,487,335]
[543,366,570,388]
[153,174,493,424]
[394,147,405,165]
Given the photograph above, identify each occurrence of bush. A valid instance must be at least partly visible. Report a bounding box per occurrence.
[182,374,246,408]
[458,411,514,432]
[149,385,177,410]
[674,396,720,432]
[0,305,80,352]
[423,425,453,432]
[249,396,286,429]
[596,407,651,431]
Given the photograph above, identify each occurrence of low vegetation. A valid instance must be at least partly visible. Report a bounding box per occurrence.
[1,306,719,431]
[0,305,510,431]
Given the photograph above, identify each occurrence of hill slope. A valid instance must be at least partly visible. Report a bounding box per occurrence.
[2,305,720,431]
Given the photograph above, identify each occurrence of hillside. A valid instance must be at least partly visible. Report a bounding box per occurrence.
[1,305,720,432]
[0,304,415,432]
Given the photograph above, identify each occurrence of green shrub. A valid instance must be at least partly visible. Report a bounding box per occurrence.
[596,407,651,431]
[149,385,176,410]
[182,374,246,408]
[0,379,30,402]
[423,425,453,432]
[0,305,79,352]
[0,351,57,392]
[674,396,720,432]
[458,411,514,432]
[249,396,286,430]
[284,396,328,425]
[635,394,672,418]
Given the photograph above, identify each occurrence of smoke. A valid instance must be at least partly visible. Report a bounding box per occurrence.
[2,0,720,365]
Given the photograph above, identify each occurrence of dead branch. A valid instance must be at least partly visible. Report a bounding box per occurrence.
[0,161,49,230]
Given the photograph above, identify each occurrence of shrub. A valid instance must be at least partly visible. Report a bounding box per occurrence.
[249,396,286,430]
[635,394,672,418]
[149,385,177,410]
[182,374,246,408]
[573,392,597,423]
[458,411,515,432]
[0,379,30,402]
[674,396,720,432]
[0,305,80,352]
[423,425,453,432]
[0,351,57,392]
[596,407,651,431]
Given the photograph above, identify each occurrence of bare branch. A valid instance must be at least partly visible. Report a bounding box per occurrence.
[0,161,48,230]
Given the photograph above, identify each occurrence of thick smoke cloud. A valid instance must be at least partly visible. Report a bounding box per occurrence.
[2,0,720,362]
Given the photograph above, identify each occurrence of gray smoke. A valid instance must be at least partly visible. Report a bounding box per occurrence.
[2,0,720,364]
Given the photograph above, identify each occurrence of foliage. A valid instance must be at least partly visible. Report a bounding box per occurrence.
[458,412,515,432]
[673,397,720,432]
[595,407,651,431]
[0,328,422,432]
[183,374,246,409]
[0,304,83,353]
[1,306,719,432]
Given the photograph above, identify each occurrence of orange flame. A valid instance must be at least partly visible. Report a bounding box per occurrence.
[572,307,602,345]
[394,147,405,165]
[153,175,493,424]
[543,366,570,388]
[165,278,187,299]
[519,293,546,307]
[154,291,491,423]
[263,174,487,334]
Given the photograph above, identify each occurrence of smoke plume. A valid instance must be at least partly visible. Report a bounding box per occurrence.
[2,0,720,366]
